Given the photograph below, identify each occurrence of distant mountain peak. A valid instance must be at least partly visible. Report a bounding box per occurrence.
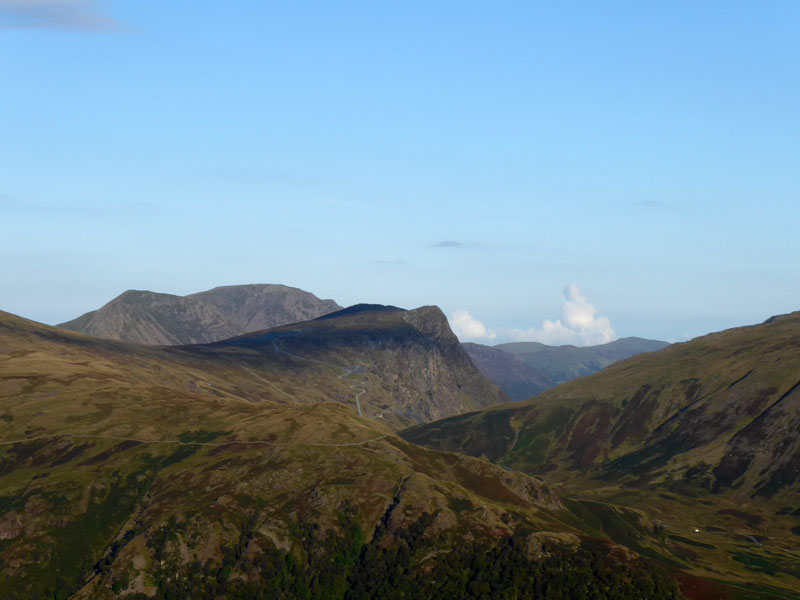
[466,336,669,400]
[58,284,342,345]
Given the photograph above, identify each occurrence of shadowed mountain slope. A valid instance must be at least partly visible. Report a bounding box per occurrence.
[209,304,510,428]
[462,342,554,401]
[0,310,681,599]
[57,284,341,345]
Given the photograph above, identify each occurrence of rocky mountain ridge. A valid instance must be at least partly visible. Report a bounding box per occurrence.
[57,284,342,345]
[210,303,510,427]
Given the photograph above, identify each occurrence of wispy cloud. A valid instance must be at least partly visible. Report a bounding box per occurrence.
[449,310,496,342]
[0,197,155,217]
[433,240,463,248]
[504,284,615,346]
[634,200,669,209]
[0,0,126,31]
[375,259,406,266]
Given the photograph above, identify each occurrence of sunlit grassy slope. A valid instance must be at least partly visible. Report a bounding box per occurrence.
[404,313,800,598]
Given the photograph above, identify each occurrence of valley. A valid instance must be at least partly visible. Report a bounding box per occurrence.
[405,312,800,598]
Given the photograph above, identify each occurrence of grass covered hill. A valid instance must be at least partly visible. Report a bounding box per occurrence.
[403,313,800,598]
[0,310,681,599]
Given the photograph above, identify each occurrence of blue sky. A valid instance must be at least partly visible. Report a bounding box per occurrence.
[1,1,798,343]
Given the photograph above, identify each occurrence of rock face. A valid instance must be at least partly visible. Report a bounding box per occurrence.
[188,284,341,333]
[215,304,511,427]
[58,284,341,345]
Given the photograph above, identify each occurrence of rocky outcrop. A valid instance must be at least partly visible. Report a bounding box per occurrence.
[214,304,510,427]
[462,342,553,401]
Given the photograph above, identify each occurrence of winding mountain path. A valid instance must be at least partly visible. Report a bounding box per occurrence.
[271,338,368,417]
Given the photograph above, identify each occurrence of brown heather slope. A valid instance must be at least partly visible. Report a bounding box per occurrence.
[57,284,341,345]
[404,313,800,498]
[403,313,800,598]
[0,310,682,599]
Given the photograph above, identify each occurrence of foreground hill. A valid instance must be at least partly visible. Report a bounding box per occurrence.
[57,284,341,345]
[0,310,679,599]
[404,314,800,597]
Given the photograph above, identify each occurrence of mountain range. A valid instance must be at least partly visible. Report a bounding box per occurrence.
[0,307,678,599]
[4,286,800,598]
[463,337,669,401]
[59,285,668,403]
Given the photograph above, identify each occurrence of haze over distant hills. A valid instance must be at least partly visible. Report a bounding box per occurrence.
[464,337,669,401]
[57,284,342,345]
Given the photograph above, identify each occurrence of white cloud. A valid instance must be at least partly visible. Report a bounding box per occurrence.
[0,0,125,31]
[504,284,616,346]
[449,310,497,342]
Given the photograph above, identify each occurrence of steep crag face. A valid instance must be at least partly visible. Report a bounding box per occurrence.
[213,304,510,427]
[58,284,342,345]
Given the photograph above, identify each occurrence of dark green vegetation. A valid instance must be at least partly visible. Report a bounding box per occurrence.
[58,284,342,345]
[404,313,800,598]
[137,512,680,600]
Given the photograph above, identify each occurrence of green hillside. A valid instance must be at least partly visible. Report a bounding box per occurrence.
[404,314,800,598]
